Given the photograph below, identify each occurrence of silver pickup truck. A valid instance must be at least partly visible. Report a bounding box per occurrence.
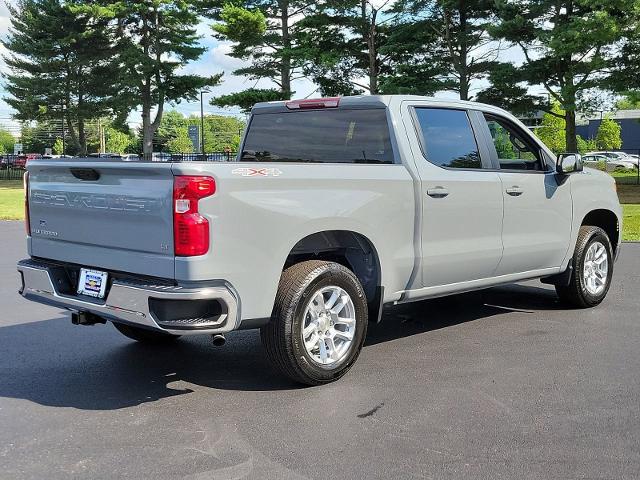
[18,95,622,385]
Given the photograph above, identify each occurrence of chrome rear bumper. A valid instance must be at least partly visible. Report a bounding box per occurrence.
[17,259,240,336]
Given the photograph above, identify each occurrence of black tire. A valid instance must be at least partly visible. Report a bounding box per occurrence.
[112,322,181,344]
[556,226,614,308]
[261,260,369,386]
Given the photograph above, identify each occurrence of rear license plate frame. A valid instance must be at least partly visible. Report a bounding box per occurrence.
[77,268,109,299]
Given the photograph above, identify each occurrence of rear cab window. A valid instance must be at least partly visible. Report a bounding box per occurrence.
[241,109,394,164]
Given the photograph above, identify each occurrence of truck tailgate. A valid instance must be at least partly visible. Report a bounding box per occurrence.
[27,161,175,279]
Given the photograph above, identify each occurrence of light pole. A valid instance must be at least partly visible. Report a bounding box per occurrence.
[61,102,66,156]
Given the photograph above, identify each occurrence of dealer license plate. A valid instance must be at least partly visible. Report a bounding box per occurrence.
[77,268,108,299]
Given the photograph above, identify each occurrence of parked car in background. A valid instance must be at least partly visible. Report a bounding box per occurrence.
[15,154,42,169]
[585,151,638,168]
[150,152,172,162]
[583,153,637,171]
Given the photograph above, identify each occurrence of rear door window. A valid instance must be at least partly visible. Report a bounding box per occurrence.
[413,108,482,169]
[241,109,394,164]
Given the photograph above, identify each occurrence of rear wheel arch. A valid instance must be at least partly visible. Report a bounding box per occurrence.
[281,230,383,321]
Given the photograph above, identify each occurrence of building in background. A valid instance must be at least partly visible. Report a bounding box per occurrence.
[576,110,640,151]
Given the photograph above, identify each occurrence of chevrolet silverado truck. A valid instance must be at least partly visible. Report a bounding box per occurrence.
[18,96,622,385]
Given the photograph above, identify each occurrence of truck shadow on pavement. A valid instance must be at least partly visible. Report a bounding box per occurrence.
[0,283,565,410]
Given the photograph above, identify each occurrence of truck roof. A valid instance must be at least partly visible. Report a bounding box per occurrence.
[251,94,505,115]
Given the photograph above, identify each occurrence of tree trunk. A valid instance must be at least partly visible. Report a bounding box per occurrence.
[142,107,153,156]
[458,4,469,101]
[280,1,292,99]
[142,80,154,155]
[361,1,378,94]
[367,18,378,94]
[459,77,470,101]
[565,110,577,153]
[64,111,80,154]
[78,119,87,156]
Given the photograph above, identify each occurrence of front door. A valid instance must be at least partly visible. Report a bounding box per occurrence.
[480,113,573,275]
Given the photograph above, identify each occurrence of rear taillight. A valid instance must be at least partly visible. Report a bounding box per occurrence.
[173,176,215,256]
[23,172,30,235]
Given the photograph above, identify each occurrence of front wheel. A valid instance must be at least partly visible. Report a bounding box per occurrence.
[261,260,369,386]
[556,226,614,308]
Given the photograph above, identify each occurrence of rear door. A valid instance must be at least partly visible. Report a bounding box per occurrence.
[479,113,572,275]
[27,161,176,278]
[403,104,504,288]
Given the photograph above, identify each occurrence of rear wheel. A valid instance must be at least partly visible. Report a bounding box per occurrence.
[556,226,614,308]
[261,260,368,386]
[113,322,181,344]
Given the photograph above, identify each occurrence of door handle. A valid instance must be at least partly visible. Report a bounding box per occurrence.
[505,186,523,196]
[427,187,449,198]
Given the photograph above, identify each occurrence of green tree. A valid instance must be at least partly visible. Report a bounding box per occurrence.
[208,2,311,108]
[535,104,597,154]
[155,110,186,151]
[20,120,64,154]
[211,88,285,113]
[615,93,640,110]
[394,0,502,100]
[492,0,636,152]
[595,117,623,150]
[576,135,597,154]
[295,0,411,96]
[52,137,64,155]
[74,0,221,155]
[3,0,118,155]
[197,115,244,152]
[105,127,135,154]
[0,129,15,154]
[156,110,245,153]
[167,131,195,154]
[536,106,567,154]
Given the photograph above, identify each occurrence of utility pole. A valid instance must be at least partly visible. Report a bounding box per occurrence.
[61,102,66,157]
[200,90,205,157]
[200,89,210,158]
[98,118,106,153]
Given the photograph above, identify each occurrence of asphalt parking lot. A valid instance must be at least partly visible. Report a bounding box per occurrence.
[1,221,639,480]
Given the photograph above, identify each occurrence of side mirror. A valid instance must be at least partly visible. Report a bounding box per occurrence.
[557,153,583,174]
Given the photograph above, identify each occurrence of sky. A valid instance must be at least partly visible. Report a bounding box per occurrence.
[0,1,319,132]
[0,0,531,135]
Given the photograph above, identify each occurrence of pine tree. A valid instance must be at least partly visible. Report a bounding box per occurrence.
[73,0,221,155]
[3,0,118,155]
[394,0,502,101]
[207,1,311,108]
[295,0,406,96]
[492,0,636,152]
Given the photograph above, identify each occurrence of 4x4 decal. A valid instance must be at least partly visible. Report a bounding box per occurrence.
[232,167,283,177]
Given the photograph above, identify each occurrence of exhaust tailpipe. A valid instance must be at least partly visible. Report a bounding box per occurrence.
[211,334,226,347]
